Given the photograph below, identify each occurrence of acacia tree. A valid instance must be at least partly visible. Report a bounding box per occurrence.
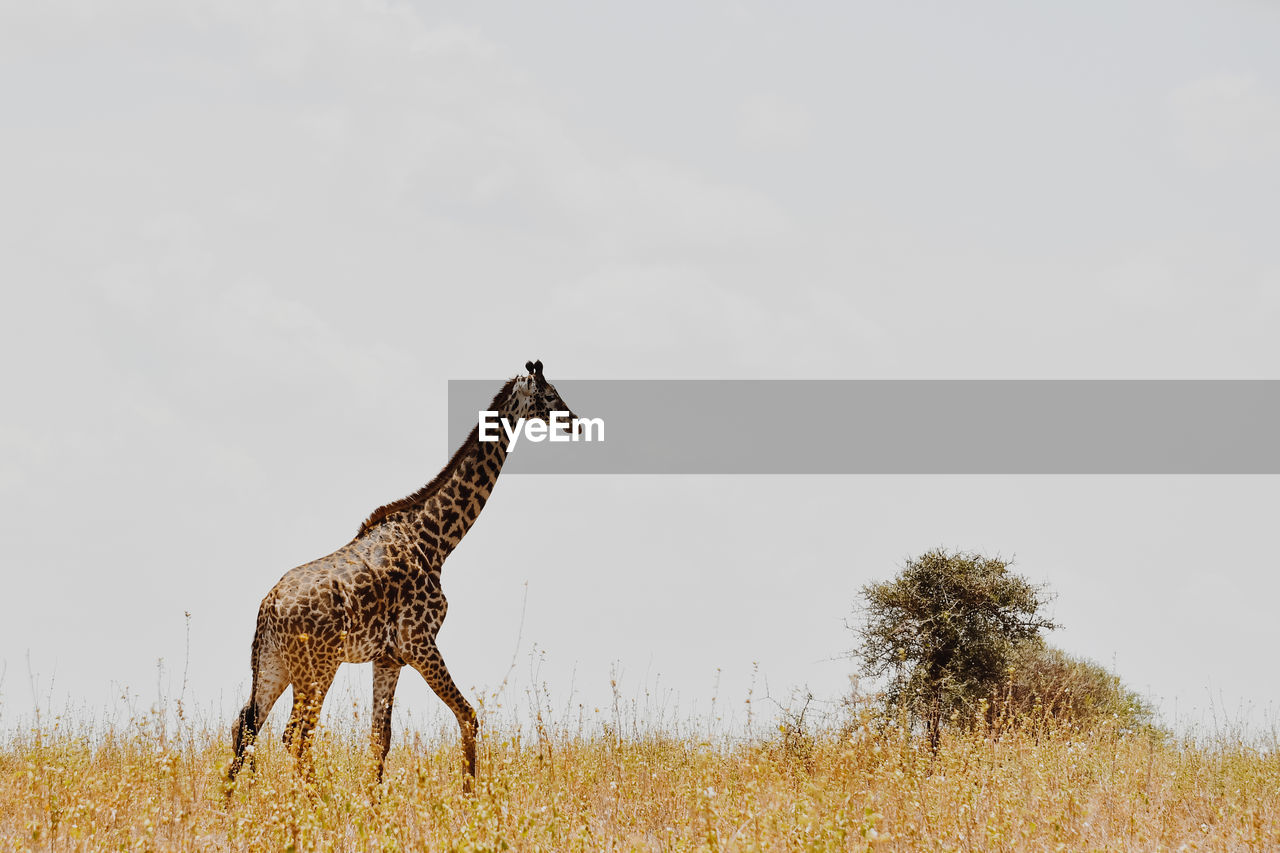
[856,549,1057,749]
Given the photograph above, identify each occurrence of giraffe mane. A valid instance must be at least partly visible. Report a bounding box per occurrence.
[353,376,520,541]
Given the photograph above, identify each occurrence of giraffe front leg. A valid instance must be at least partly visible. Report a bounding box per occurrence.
[370,658,401,785]
[408,644,478,793]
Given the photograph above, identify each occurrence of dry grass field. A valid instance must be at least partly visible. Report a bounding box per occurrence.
[2,699,1277,852]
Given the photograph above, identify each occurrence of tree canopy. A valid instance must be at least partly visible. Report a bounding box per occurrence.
[856,549,1057,746]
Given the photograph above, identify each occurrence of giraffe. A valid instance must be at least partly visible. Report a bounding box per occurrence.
[226,360,576,792]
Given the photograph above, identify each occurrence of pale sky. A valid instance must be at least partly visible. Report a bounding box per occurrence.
[2,1,1279,736]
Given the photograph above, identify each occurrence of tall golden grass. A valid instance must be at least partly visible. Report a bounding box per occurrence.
[2,697,1276,852]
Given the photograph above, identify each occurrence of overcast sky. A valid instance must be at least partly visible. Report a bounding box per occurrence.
[3,1,1279,737]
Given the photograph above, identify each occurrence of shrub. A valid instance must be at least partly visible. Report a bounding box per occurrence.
[997,640,1159,734]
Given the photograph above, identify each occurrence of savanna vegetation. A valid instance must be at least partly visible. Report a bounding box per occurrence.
[2,550,1275,851]
[855,550,1158,746]
[3,703,1277,851]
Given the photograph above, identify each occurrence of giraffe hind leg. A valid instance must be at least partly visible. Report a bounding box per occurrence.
[371,658,402,784]
[282,666,338,783]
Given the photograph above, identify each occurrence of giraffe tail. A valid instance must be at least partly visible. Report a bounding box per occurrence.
[229,601,268,780]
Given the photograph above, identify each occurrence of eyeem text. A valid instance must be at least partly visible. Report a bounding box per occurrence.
[478,411,605,450]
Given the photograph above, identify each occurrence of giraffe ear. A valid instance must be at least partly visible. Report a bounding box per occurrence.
[525,361,535,374]
[533,360,543,375]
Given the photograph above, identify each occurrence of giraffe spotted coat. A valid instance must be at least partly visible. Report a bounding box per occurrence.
[227,360,576,791]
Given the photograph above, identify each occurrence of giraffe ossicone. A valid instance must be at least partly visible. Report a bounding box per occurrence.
[227,361,578,793]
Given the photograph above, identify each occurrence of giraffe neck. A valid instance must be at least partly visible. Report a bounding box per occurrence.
[391,413,514,571]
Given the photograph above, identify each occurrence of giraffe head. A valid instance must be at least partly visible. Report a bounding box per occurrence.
[504,359,579,432]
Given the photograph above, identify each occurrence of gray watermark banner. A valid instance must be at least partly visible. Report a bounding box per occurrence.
[447,380,1280,474]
